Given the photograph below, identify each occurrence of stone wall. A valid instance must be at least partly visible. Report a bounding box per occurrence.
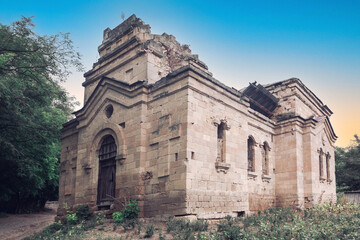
[185,72,277,217]
[58,15,337,219]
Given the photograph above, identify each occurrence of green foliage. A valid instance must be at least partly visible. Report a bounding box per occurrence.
[95,212,106,225]
[75,205,92,221]
[112,200,140,225]
[144,224,154,238]
[25,211,104,239]
[215,203,360,239]
[335,134,360,191]
[0,17,82,213]
[122,200,140,220]
[166,218,209,240]
[166,217,190,233]
[190,219,209,232]
[67,213,78,225]
[25,201,360,239]
[112,211,124,224]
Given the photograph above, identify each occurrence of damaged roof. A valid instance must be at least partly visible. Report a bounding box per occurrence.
[242,82,279,117]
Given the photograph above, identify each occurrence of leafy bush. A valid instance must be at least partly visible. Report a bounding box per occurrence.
[122,200,140,220]
[112,211,124,223]
[67,213,78,225]
[113,200,140,224]
[96,212,106,225]
[75,205,92,221]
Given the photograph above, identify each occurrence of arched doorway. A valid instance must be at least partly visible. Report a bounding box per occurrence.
[97,135,117,206]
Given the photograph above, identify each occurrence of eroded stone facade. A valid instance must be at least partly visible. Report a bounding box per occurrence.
[58,15,337,219]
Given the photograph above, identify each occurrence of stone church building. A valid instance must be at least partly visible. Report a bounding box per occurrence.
[58,15,337,219]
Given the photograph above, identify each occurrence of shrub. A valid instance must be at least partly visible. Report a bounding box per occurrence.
[113,200,140,224]
[45,221,63,233]
[190,219,209,232]
[113,211,124,223]
[67,212,78,225]
[122,200,140,220]
[166,217,190,233]
[96,212,106,225]
[75,205,92,221]
[144,224,155,238]
[217,216,236,232]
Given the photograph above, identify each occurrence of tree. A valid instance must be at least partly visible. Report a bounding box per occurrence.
[0,17,82,213]
[335,135,360,192]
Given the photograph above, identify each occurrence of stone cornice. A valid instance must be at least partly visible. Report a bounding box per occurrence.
[266,78,333,117]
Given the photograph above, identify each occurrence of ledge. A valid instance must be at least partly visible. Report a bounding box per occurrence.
[215,162,230,173]
[262,174,271,182]
[116,154,126,165]
[82,163,92,174]
[248,171,258,180]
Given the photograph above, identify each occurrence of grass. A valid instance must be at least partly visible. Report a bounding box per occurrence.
[26,200,360,240]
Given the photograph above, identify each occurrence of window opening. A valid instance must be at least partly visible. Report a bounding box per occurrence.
[105,104,113,119]
[319,148,324,180]
[217,122,226,162]
[326,153,330,181]
[262,142,269,175]
[248,137,255,172]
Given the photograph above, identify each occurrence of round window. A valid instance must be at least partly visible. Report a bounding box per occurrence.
[105,104,114,118]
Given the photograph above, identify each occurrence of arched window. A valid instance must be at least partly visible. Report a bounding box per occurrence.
[217,122,226,162]
[97,135,117,206]
[248,136,255,172]
[262,142,270,175]
[319,148,324,180]
[326,153,331,181]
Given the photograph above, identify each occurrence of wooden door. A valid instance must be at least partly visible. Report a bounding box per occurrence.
[97,135,117,206]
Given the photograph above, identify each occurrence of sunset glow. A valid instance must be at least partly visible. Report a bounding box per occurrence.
[2,0,359,147]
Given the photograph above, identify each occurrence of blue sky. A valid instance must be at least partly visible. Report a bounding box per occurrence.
[1,0,360,147]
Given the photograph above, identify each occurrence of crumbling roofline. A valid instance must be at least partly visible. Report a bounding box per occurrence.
[99,14,150,52]
[265,78,333,116]
[84,36,141,79]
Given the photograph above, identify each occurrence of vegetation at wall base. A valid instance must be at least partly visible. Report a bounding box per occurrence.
[0,17,82,213]
[27,200,360,240]
[112,200,140,224]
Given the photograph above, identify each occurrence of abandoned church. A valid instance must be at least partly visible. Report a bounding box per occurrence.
[58,15,337,219]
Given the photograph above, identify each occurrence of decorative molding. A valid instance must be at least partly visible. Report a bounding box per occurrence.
[211,117,231,130]
[248,171,258,180]
[215,161,231,173]
[320,177,326,183]
[262,174,271,183]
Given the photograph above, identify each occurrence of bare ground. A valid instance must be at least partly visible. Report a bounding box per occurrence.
[0,202,57,240]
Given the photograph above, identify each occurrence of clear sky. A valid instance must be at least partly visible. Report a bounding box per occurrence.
[1,0,359,147]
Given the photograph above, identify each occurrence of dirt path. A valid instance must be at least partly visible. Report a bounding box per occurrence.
[0,202,58,240]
